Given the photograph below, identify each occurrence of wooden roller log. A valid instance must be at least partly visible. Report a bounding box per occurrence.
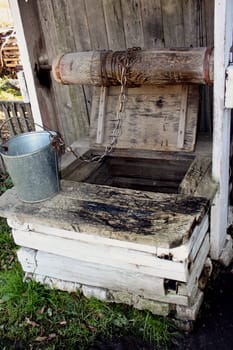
[52,47,214,86]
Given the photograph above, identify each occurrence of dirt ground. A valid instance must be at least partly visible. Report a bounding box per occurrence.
[176,260,233,350]
[93,260,233,350]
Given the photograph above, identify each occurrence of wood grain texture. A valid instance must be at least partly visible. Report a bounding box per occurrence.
[140,0,164,49]
[66,0,92,117]
[0,180,208,248]
[32,0,215,143]
[37,0,89,145]
[54,48,213,86]
[179,156,218,200]
[18,247,193,305]
[90,84,199,152]
[121,0,144,48]
[14,230,187,281]
[17,248,168,300]
[103,0,126,50]
[8,212,208,264]
[85,0,109,49]
[161,0,184,47]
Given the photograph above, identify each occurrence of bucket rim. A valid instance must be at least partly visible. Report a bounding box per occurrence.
[0,130,57,159]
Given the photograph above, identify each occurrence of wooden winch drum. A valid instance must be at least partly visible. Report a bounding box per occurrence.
[52,47,214,86]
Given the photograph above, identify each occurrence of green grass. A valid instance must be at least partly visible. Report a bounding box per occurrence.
[0,77,22,100]
[0,179,176,349]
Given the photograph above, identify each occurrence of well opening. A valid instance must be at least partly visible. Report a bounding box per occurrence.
[64,154,193,194]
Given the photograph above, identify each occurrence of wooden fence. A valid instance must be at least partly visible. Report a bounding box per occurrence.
[0,101,34,141]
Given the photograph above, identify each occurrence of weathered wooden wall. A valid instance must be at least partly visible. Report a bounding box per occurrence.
[21,0,214,144]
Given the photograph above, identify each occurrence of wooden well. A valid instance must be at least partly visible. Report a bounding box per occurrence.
[1,0,233,324]
[0,62,217,322]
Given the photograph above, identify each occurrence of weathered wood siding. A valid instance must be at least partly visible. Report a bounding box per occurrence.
[24,0,214,144]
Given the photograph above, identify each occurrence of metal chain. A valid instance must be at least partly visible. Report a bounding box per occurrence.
[60,48,140,162]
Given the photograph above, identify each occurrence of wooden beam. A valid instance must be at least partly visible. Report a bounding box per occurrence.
[8,0,42,127]
[211,0,233,259]
[53,48,214,86]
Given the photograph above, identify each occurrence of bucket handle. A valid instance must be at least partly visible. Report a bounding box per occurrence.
[0,117,64,154]
[0,116,54,139]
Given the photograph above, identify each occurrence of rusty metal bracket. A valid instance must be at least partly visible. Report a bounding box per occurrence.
[203,47,214,86]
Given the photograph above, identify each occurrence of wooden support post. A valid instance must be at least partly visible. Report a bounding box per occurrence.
[8,0,42,127]
[211,0,233,260]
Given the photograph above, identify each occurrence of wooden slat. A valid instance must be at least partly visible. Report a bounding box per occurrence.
[140,0,164,49]
[103,0,126,50]
[183,0,199,47]
[66,0,92,118]
[121,0,144,48]
[96,86,107,144]
[186,234,210,295]
[18,247,194,305]
[17,247,167,300]
[161,0,184,47]
[85,0,109,49]
[67,0,91,51]
[177,85,189,149]
[13,229,187,281]
[204,0,214,46]
[179,155,218,200]
[37,0,89,144]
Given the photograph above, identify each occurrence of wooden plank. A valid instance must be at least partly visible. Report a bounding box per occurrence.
[13,228,187,281]
[211,0,233,259]
[156,214,209,263]
[8,0,42,126]
[121,0,144,48]
[90,85,199,152]
[183,0,200,47]
[204,0,214,46]
[161,0,184,47]
[0,180,208,249]
[67,0,91,51]
[17,248,166,298]
[52,0,90,142]
[179,155,218,200]
[18,247,191,305]
[8,213,208,264]
[177,85,188,149]
[140,0,164,49]
[37,0,89,144]
[85,0,108,49]
[184,234,210,296]
[103,0,126,50]
[96,86,107,144]
[67,0,92,118]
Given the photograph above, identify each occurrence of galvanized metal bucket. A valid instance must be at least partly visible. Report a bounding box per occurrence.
[0,129,60,203]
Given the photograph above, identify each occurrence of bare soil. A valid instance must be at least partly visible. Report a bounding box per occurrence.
[92,260,233,350]
[176,260,233,350]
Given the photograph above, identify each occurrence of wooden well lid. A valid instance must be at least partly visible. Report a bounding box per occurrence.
[90,84,199,153]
